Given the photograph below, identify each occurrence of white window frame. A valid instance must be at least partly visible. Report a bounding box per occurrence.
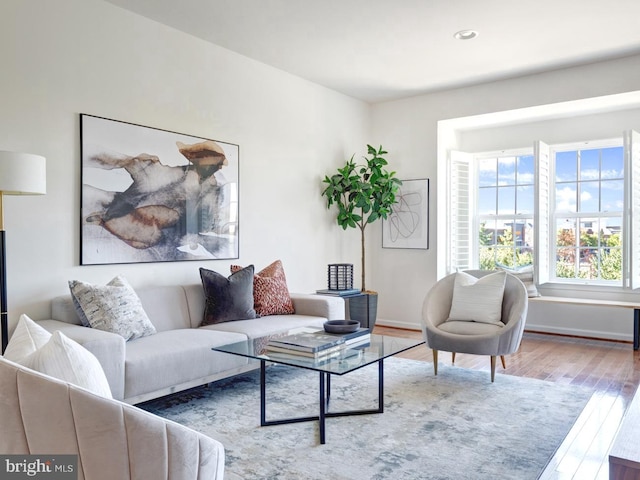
[548,139,624,286]
[474,149,536,270]
[445,130,640,292]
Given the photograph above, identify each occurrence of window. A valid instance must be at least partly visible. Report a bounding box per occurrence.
[477,153,535,270]
[551,143,623,283]
[445,130,640,291]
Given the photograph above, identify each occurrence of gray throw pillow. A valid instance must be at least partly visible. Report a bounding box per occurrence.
[200,265,257,325]
[496,264,541,297]
[68,275,157,341]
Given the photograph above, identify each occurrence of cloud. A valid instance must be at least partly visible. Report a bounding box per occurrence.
[556,186,577,212]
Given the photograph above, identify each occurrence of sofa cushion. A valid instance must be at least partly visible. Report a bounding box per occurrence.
[69,275,157,341]
[136,285,192,332]
[3,314,52,363]
[448,271,506,326]
[231,260,295,317]
[20,330,113,398]
[203,314,327,355]
[200,266,257,325]
[124,329,248,401]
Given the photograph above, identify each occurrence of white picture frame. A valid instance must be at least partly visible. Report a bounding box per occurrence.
[382,178,429,249]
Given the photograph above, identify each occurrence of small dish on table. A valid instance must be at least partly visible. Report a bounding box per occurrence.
[323,320,360,334]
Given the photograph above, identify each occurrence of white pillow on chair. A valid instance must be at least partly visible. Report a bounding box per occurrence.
[20,330,113,399]
[4,315,112,398]
[3,314,52,363]
[447,271,507,326]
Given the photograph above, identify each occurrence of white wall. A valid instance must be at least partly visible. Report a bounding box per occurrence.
[0,0,371,340]
[370,54,640,340]
[3,0,639,343]
[459,106,640,153]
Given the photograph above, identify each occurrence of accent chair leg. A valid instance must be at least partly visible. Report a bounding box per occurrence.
[451,352,456,364]
[500,355,506,370]
[490,356,496,382]
[432,349,438,376]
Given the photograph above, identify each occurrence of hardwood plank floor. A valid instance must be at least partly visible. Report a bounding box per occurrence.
[373,325,640,480]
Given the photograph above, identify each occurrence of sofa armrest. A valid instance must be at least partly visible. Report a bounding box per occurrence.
[37,320,126,400]
[289,293,345,321]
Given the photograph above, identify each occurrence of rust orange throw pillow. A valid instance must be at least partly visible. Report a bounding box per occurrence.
[231,260,295,316]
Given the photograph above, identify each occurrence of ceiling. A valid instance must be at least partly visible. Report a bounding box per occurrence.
[104,0,640,104]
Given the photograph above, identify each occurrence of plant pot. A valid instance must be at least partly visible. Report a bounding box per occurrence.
[348,293,378,330]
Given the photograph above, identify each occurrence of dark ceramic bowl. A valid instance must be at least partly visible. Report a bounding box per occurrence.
[323,319,360,334]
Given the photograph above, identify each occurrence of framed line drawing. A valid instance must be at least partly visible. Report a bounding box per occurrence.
[80,114,239,265]
[382,178,429,249]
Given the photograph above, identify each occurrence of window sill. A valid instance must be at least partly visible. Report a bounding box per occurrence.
[537,282,640,302]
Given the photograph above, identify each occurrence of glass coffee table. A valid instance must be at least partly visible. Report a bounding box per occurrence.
[212,333,425,444]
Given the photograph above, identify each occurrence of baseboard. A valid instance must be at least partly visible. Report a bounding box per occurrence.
[524,324,632,343]
[375,319,633,343]
[375,319,420,331]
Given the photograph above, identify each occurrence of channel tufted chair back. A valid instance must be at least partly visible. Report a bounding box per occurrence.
[0,357,225,480]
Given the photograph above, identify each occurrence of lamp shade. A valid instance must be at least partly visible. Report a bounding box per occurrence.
[0,151,46,195]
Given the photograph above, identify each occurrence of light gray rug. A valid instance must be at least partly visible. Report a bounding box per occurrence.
[140,358,592,480]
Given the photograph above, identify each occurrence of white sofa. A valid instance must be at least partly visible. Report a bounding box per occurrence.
[0,356,225,480]
[36,284,344,404]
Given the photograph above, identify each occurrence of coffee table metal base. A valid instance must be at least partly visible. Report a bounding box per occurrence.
[259,359,384,444]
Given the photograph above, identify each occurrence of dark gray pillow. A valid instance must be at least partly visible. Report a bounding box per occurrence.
[200,265,257,325]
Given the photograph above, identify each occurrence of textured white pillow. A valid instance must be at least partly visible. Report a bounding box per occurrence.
[497,265,541,297]
[69,275,156,341]
[448,271,507,326]
[3,314,52,363]
[20,330,112,398]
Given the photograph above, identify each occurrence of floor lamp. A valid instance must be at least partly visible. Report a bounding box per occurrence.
[0,151,46,354]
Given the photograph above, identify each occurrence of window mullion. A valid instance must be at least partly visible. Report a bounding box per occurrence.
[534,141,550,285]
[624,130,640,289]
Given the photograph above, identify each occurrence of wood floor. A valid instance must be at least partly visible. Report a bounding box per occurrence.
[373,325,640,480]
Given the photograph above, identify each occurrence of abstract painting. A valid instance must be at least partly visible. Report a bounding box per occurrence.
[80,114,239,265]
[382,178,429,249]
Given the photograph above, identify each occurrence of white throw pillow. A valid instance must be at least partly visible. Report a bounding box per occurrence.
[3,314,52,363]
[497,264,541,298]
[69,275,156,341]
[448,271,507,326]
[20,330,113,398]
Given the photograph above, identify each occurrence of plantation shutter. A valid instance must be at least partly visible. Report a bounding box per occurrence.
[534,141,550,285]
[624,130,640,289]
[448,150,474,273]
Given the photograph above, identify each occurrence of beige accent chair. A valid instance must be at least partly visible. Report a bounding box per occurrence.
[421,270,528,382]
[0,357,225,480]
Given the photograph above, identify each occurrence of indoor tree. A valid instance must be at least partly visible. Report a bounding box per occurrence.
[321,144,402,292]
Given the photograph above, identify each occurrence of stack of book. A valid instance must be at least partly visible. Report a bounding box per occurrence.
[315,288,362,297]
[265,328,371,362]
[325,327,371,349]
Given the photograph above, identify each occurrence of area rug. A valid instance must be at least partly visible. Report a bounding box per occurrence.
[140,358,592,480]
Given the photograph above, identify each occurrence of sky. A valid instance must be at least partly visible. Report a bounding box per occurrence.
[477,146,624,229]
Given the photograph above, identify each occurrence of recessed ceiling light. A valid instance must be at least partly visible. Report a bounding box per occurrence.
[454,30,478,40]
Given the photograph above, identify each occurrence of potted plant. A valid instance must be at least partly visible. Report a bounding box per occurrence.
[321,145,402,327]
